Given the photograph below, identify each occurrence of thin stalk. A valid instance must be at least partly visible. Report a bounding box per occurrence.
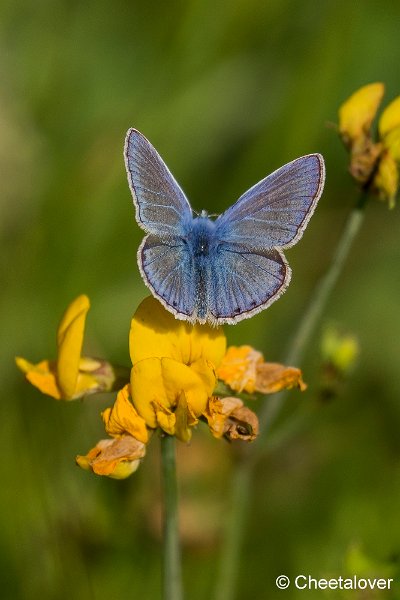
[258,191,368,436]
[214,460,252,600]
[214,192,369,600]
[161,434,183,600]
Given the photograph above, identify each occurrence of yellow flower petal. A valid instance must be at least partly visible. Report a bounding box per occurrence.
[190,357,217,397]
[174,392,198,442]
[379,95,400,138]
[338,82,384,145]
[160,357,211,416]
[373,150,399,208]
[382,127,400,162]
[76,435,146,479]
[154,403,176,435]
[131,358,169,428]
[130,296,226,368]
[131,356,211,431]
[102,384,149,444]
[217,345,261,393]
[56,295,90,399]
[15,357,61,399]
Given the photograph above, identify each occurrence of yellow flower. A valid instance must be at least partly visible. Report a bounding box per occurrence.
[338,83,384,148]
[338,83,400,207]
[129,296,226,442]
[217,345,306,394]
[16,295,122,400]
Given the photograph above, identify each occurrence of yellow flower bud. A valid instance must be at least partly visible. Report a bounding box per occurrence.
[373,150,399,208]
[379,95,400,138]
[321,327,359,375]
[338,82,384,146]
[16,295,129,400]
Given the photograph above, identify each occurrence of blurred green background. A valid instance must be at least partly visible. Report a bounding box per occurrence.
[2,0,400,598]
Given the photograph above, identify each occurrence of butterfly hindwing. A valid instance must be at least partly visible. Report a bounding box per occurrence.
[207,244,290,323]
[124,129,192,236]
[139,234,196,318]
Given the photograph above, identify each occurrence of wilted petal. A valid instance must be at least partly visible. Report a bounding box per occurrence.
[348,138,383,185]
[56,295,90,398]
[256,362,306,393]
[203,397,229,438]
[223,404,259,442]
[217,345,262,393]
[338,82,384,146]
[217,345,306,394]
[102,384,149,444]
[204,396,258,441]
[76,436,146,479]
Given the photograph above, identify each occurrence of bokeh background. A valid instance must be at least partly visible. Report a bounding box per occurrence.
[2,1,400,598]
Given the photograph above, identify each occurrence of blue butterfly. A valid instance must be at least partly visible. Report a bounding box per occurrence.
[124,129,325,325]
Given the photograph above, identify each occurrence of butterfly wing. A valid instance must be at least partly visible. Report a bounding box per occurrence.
[215,154,325,249]
[138,235,196,319]
[125,128,196,318]
[207,154,325,323]
[124,128,192,236]
[206,243,290,324]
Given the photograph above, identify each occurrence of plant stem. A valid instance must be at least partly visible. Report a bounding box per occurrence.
[258,192,368,435]
[161,434,183,600]
[214,192,369,600]
[214,460,253,600]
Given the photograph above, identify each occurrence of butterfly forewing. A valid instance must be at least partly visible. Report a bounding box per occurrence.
[215,154,325,250]
[124,129,192,236]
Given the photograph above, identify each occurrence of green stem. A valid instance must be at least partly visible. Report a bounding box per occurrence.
[214,192,369,600]
[161,434,183,600]
[214,460,252,600]
[258,192,367,435]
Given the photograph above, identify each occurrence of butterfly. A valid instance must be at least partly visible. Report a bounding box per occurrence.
[124,128,325,325]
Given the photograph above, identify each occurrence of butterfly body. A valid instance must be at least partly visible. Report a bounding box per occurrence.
[125,129,325,325]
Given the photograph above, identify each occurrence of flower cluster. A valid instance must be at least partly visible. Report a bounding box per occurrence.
[17,295,307,479]
[338,82,400,207]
